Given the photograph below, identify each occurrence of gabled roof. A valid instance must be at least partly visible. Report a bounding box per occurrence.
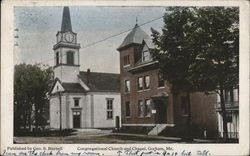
[49,78,86,95]
[134,39,154,66]
[143,38,154,49]
[117,24,151,51]
[78,71,120,92]
[61,83,86,93]
[49,78,63,95]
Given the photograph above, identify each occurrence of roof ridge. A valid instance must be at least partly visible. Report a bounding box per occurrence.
[79,71,120,75]
[61,82,81,84]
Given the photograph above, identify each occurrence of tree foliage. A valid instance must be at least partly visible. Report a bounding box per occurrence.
[14,64,53,133]
[151,7,198,93]
[190,7,239,140]
[189,7,239,92]
[151,7,199,140]
[151,7,239,140]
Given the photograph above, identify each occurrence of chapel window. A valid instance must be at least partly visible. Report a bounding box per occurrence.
[181,96,188,115]
[125,80,130,92]
[158,71,164,87]
[138,100,144,117]
[138,77,143,90]
[144,76,150,89]
[142,49,151,62]
[123,55,130,66]
[125,101,131,117]
[145,99,151,117]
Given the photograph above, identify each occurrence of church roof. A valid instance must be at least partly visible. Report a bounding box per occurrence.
[49,78,86,95]
[117,24,151,51]
[78,71,120,92]
[61,6,72,32]
[61,83,86,93]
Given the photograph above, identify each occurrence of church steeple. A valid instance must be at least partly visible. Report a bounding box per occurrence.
[61,6,72,32]
[53,6,80,83]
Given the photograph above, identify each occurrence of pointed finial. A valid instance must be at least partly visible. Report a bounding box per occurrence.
[61,6,72,32]
[134,17,139,28]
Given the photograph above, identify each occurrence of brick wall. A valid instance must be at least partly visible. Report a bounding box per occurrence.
[119,45,174,125]
[119,44,217,133]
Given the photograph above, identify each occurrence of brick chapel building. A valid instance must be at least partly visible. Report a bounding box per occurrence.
[117,24,218,137]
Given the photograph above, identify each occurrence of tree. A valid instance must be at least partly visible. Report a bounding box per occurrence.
[151,7,239,141]
[189,7,239,140]
[14,64,53,133]
[151,7,198,140]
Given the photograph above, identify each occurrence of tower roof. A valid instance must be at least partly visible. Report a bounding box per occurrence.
[117,24,150,51]
[61,6,72,32]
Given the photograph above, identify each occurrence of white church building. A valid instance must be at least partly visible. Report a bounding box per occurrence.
[49,7,121,129]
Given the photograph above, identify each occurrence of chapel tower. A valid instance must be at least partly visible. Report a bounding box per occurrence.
[53,6,80,83]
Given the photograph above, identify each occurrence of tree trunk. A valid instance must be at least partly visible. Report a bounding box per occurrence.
[172,92,178,126]
[35,106,39,132]
[186,92,192,141]
[23,109,27,131]
[14,102,21,133]
[28,105,32,132]
[219,87,228,141]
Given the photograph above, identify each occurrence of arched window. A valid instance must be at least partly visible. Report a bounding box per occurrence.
[56,52,59,65]
[67,51,74,65]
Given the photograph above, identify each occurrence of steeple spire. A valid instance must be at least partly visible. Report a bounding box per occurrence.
[61,6,72,32]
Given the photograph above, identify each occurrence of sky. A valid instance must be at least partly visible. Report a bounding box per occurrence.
[14,6,167,73]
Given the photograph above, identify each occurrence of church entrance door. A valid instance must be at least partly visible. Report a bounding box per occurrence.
[155,100,167,123]
[73,111,81,128]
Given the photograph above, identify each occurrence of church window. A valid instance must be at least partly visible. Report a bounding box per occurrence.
[74,98,80,107]
[144,76,150,89]
[125,101,131,117]
[145,99,151,117]
[67,51,74,65]
[106,99,113,119]
[123,55,130,66]
[56,52,59,65]
[125,80,130,92]
[138,100,144,117]
[138,77,143,90]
